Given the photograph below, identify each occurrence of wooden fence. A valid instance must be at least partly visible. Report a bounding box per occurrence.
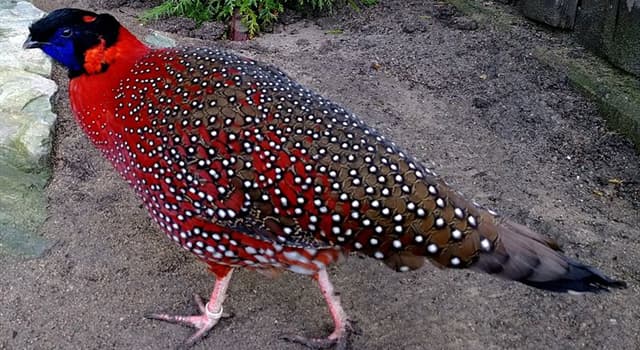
[520,0,639,77]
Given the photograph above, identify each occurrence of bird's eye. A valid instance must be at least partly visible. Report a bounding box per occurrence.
[61,28,72,38]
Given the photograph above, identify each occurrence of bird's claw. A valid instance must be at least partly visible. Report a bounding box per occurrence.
[281,320,354,350]
[145,294,232,348]
[281,334,349,350]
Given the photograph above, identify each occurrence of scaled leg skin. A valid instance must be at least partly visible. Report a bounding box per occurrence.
[283,269,352,350]
[146,266,234,347]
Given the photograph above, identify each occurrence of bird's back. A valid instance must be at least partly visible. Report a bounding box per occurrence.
[70,46,624,291]
[70,46,492,271]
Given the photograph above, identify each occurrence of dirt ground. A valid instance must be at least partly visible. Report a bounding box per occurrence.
[2,1,639,349]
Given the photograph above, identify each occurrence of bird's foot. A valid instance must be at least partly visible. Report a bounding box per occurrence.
[146,294,233,348]
[281,321,353,350]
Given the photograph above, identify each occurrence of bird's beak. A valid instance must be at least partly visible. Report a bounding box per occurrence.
[23,35,43,49]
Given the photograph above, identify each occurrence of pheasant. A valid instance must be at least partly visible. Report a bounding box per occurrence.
[25,8,625,349]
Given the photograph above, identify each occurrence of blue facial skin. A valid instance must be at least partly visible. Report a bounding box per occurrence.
[40,27,82,72]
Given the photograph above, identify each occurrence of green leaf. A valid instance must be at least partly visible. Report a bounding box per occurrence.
[141,0,376,36]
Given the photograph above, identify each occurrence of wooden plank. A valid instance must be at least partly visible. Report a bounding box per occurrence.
[575,0,640,77]
[519,0,578,29]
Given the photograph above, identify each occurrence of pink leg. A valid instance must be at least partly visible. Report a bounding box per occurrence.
[283,269,351,350]
[146,268,234,347]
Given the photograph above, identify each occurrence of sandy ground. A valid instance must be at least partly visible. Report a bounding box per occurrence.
[2,1,639,349]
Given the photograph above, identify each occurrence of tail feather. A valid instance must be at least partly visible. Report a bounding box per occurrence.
[471,220,626,293]
[521,257,626,293]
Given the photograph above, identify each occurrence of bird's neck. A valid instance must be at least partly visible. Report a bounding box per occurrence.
[69,26,151,149]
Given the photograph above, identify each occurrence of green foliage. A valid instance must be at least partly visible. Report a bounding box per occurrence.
[229,0,284,36]
[142,0,216,25]
[293,0,334,10]
[142,0,378,37]
[347,0,378,11]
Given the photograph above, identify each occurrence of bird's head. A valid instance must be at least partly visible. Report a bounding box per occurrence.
[24,8,133,77]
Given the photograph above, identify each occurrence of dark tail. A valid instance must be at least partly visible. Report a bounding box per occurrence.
[471,220,626,293]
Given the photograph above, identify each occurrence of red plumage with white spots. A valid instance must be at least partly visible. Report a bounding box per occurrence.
[25,8,625,349]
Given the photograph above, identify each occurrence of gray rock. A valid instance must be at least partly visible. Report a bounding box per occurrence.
[0,1,51,75]
[519,0,578,29]
[0,71,57,164]
[575,0,640,78]
[0,1,57,257]
[144,30,177,48]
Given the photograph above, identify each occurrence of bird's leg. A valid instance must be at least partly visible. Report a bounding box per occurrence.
[146,267,234,347]
[283,269,352,350]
